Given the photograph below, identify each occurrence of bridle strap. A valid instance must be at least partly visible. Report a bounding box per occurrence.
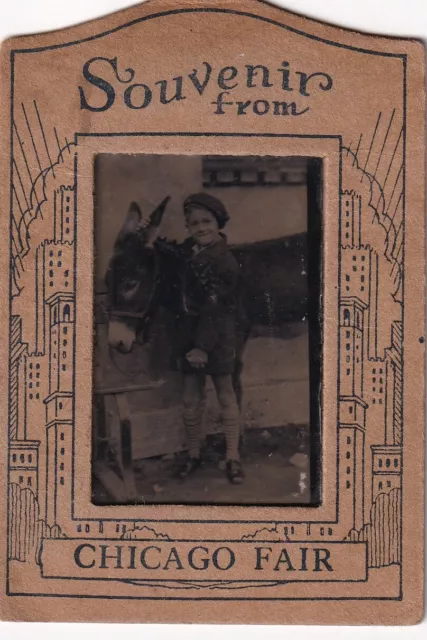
[109,309,148,320]
[108,248,161,325]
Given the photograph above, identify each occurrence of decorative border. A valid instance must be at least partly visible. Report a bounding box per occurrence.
[6,6,406,601]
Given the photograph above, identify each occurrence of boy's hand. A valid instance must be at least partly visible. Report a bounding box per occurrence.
[185,348,208,368]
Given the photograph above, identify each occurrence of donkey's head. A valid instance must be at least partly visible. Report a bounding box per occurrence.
[106,197,170,353]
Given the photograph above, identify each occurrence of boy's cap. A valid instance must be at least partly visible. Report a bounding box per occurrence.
[183,192,229,229]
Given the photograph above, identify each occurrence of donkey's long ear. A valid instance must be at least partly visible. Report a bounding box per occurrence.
[149,195,171,228]
[115,202,142,247]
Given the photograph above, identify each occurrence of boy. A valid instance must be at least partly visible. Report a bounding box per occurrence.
[136,192,244,484]
[174,193,244,485]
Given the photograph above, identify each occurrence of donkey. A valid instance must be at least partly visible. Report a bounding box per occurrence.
[105,198,308,409]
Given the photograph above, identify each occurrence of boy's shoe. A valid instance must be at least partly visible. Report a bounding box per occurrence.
[176,454,202,479]
[226,459,244,484]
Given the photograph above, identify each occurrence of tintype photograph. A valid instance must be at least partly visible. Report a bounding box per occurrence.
[92,153,321,506]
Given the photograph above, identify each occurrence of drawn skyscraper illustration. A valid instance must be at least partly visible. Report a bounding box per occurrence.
[6,99,404,583]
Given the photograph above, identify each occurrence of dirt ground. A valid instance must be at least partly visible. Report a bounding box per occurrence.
[93,322,313,506]
[94,425,312,506]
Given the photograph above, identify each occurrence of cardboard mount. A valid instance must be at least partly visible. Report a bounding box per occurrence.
[0,0,425,625]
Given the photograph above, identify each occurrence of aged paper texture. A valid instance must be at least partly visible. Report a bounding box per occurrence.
[0,0,425,625]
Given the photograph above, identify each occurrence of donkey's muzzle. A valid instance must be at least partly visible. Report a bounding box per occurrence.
[108,319,137,353]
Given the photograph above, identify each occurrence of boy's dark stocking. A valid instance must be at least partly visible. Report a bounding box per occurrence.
[182,373,206,459]
[212,374,240,461]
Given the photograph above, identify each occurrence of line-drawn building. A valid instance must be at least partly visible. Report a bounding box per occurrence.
[9,177,75,531]
[45,291,74,529]
[9,440,40,495]
[7,158,403,558]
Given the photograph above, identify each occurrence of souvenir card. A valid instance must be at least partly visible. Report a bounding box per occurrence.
[0,0,425,625]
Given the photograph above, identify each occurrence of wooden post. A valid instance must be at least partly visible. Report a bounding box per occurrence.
[115,393,138,502]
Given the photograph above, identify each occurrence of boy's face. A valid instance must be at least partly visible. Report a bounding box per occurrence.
[186,207,221,245]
